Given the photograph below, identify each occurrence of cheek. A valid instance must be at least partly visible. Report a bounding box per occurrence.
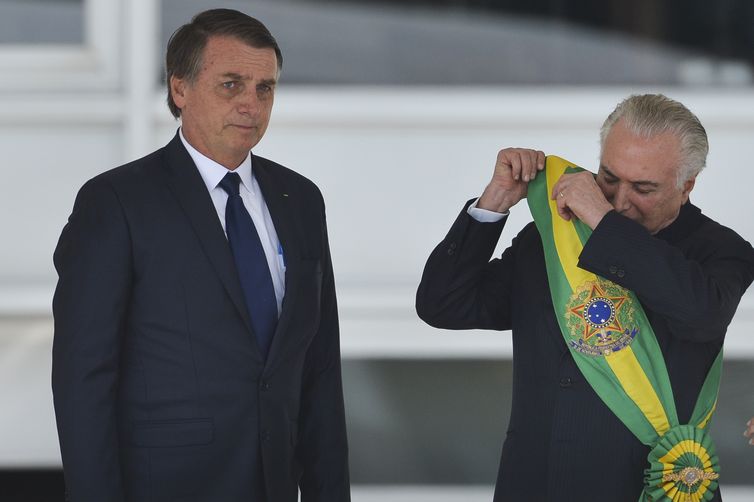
[261,102,274,119]
[633,196,665,221]
[632,200,649,217]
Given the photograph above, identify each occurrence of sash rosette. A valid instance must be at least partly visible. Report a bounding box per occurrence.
[527,156,723,502]
[645,425,719,501]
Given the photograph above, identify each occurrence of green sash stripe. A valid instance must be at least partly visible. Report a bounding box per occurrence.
[690,350,723,428]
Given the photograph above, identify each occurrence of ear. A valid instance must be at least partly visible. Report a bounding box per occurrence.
[170,75,188,110]
[681,176,696,203]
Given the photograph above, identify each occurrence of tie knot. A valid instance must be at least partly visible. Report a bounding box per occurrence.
[218,172,242,197]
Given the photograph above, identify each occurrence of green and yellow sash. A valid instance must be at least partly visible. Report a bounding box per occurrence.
[527,156,723,502]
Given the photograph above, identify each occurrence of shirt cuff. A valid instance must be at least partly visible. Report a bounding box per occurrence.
[467,198,509,223]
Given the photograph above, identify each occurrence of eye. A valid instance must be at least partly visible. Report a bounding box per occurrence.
[633,186,654,195]
[222,81,238,90]
[257,84,273,94]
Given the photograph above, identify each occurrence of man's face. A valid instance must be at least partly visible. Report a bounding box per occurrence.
[597,119,695,234]
[171,36,279,169]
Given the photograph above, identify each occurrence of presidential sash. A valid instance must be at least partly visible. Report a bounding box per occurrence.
[527,156,723,502]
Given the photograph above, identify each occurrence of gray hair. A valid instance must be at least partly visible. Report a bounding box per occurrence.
[600,94,708,188]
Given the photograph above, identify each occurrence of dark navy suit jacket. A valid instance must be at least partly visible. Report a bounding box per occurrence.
[53,133,350,502]
[417,200,754,502]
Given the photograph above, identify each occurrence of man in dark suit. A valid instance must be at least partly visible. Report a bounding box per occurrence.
[416,94,754,501]
[52,9,349,502]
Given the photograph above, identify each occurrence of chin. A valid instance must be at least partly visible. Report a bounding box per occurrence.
[231,136,258,151]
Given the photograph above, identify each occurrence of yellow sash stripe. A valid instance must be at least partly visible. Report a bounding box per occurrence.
[545,158,671,438]
[546,163,593,290]
[605,347,671,436]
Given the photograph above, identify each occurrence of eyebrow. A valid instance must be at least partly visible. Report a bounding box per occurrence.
[220,72,277,86]
[221,72,244,80]
[601,165,659,188]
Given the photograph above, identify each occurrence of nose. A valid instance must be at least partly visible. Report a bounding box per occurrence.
[236,88,260,117]
[612,184,632,213]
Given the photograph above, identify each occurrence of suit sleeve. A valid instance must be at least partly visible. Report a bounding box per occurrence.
[297,194,351,502]
[52,177,131,501]
[578,210,754,342]
[416,200,518,331]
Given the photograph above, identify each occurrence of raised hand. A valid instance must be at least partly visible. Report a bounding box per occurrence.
[478,148,545,213]
[551,170,613,230]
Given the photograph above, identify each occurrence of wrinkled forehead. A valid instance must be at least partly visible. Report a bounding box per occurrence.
[602,122,682,173]
[198,36,279,77]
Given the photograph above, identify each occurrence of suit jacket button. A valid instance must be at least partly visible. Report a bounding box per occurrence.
[260,381,270,391]
[609,265,618,275]
[262,430,271,441]
[559,377,572,388]
[617,269,625,278]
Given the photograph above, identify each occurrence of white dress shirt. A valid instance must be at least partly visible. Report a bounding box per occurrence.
[180,129,285,315]
[467,198,509,222]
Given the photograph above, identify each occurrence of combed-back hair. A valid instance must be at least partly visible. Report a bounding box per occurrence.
[600,94,708,187]
[165,8,282,118]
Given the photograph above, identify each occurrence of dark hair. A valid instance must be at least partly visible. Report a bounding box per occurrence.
[165,9,283,118]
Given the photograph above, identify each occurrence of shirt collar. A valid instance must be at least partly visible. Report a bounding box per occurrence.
[179,128,255,194]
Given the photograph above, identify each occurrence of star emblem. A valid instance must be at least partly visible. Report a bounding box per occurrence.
[568,283,627,342]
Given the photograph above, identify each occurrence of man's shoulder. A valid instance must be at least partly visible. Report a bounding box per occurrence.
[686,206,754,262]
[70,144,175,216]
[253,154,323,200]
[514,220,543,245]
[95,146,167,185]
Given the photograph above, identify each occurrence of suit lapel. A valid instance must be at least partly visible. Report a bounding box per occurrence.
[161,134,259,355]
[253,155,302,368]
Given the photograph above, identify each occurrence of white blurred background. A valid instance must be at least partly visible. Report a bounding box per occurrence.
[1,0,753,500]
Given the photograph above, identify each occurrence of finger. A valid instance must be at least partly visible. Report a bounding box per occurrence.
[558,206,573,221]
[536,150,546,171]
[495,148,513,169]
[526,150,540,181]
[551,172,573,199]
[555,193,572,221]
[510,152,523,181]
[520,152,534,182]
